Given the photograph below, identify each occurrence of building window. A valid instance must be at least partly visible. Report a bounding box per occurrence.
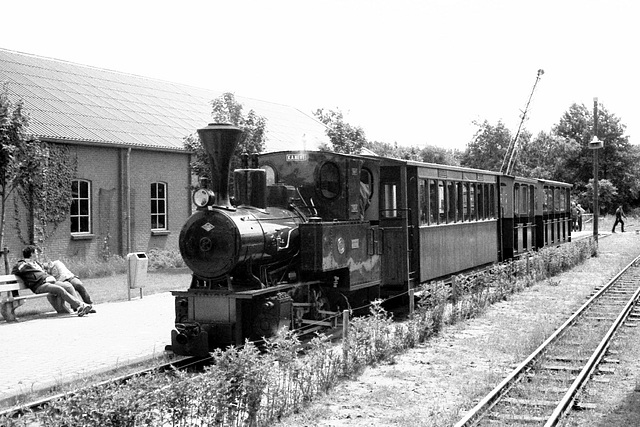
[71,180,91,234]
[151,182,167,230]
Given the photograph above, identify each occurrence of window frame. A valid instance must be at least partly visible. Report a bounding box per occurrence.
[70,179,92,235]
[151,182,168,231]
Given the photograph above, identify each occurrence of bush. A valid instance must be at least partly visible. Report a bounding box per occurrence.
[2,239,596,426]
[147,248,186,270]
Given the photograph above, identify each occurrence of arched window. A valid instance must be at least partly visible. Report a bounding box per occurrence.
[71,179,91,234]
[151,182,167,230]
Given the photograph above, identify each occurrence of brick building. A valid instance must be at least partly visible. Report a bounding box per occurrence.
[0,48,329,263]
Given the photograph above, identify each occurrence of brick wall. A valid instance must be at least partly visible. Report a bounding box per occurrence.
[4,143,192,265]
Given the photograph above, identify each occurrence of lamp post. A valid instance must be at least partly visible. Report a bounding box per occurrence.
[589,97,603,241]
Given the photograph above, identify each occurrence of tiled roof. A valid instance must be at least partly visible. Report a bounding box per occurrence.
[0,48,329,152]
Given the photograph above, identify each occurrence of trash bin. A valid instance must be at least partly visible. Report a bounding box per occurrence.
[127,252,148,289]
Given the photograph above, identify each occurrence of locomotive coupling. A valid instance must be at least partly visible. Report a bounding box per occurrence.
[171,322,210,357]
[175,322,202,345]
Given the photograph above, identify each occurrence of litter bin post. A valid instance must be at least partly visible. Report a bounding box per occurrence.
[127,252,148,300]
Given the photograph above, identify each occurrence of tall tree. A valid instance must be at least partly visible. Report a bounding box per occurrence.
[419,144,461,166]
[580,179,618,215]
[184,92,267,187]
[314,108,367,154]
[553,102,637,210]
[459,120,526,172]
[364,140,460,166]
[513,131,580,181]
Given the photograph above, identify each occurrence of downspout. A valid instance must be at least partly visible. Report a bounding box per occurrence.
[126,147,131,253]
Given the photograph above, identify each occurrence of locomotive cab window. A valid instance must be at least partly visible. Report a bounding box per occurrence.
[360,168,374,202]
[318,162,340,199]
[263,165,276,185]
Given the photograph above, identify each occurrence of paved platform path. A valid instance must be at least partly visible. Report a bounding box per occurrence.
[0,291,175,408]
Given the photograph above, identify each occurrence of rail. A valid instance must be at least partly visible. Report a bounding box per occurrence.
[454,252,640,426]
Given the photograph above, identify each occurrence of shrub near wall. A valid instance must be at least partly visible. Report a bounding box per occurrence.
[0,239,597,427]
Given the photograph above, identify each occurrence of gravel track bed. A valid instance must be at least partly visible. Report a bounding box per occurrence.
[276,233,640,427]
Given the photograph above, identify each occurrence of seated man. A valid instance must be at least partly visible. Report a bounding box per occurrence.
[45,259,96,313]
[11,245,92,317]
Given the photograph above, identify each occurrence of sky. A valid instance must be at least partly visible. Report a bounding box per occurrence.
[2,0,638,151]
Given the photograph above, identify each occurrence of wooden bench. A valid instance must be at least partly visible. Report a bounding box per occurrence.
[0,274,69,321]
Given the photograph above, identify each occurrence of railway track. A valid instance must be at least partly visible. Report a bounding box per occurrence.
[455,253,640,426]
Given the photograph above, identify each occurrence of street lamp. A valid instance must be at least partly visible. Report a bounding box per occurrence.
[589,98,603,241]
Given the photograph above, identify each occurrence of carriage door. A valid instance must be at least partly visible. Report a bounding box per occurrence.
[379,165,410,288]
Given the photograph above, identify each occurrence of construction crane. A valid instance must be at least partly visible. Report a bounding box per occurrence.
[500,69,544,176]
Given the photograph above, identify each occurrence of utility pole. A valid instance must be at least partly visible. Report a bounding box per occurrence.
[589,97,603,241]
[501,69,545,176]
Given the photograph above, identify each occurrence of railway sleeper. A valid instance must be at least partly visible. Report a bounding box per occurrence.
[501,397,557,407]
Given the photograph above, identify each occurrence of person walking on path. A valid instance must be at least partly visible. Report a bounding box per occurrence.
[571,202,578,232]
[577,204,586,231]
[612,205,627,233]
[12,245,92,316]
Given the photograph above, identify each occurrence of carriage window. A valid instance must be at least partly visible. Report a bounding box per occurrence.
[319,162,340,199]
[558,189,566,212]
[543,186,552,213]
[429,179,438,224]
[477,184,484,219]
[521,185,529,216]
[456,182,463,222]
[419,180,428,225]
[554,188,562,212]
[263,165,276,185]
[514,184,521,215]
[383,183,397,218]
[484,184,490,219]
[463,183,469,221]
[447,181,456,223]
[469,184,476,221]
[489,184,496,219]
[438,181,445,223]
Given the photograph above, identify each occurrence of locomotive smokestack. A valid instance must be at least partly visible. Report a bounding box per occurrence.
[197,123,244,208]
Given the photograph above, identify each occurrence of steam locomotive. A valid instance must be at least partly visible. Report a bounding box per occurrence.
[170,123,572,357]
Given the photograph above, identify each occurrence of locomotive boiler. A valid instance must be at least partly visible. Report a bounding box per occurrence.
[170,124,382,356]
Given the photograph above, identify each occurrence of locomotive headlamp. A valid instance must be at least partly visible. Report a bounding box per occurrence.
[193,189,216,208]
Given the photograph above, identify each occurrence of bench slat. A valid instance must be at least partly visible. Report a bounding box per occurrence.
[1,274,49,321]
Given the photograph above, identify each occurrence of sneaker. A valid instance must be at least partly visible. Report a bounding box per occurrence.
[89,309,96,314]
[77,304,92,317]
